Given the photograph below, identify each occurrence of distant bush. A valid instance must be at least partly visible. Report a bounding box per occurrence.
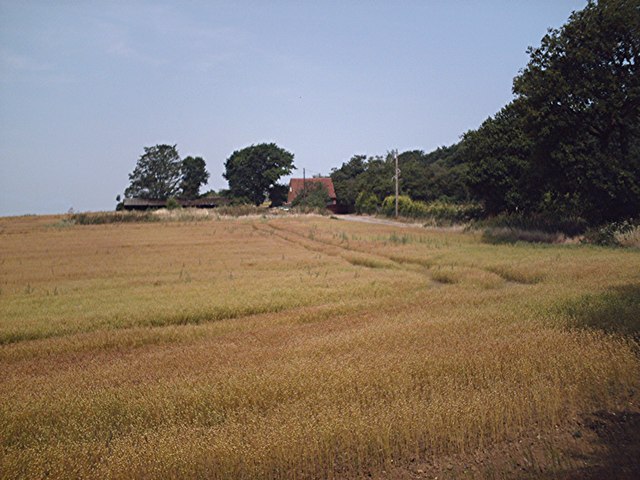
[474,212,588,237]
[355,192,379,214]
[165,197,182,210]
[478,215,640,246]
[380,196,483,223]
[215,204,267,217]
[616,225,640,248]
[73,205,276,223]
[481,227,565,245]
[582,220,639,247]
[72,211,161,224]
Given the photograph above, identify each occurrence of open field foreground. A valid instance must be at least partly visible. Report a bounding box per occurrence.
[1,213,639,479]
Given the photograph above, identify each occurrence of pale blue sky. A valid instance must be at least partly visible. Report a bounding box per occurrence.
[0,0,585,215]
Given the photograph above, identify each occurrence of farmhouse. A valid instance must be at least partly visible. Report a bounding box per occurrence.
[287,177,339,212]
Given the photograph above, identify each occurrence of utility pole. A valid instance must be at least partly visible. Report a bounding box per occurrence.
[393,150,400,218]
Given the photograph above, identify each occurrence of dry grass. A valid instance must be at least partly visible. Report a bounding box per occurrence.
[1,214,639,479]
[617,225,640,248]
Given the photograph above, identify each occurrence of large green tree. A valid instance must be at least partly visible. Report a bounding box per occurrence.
[180,156,209,199]
[463,103,532,214]
[223,143,295,205]
[330,155,367,212]
[125,144,183,200]
[465,0,640,223]
[398,145,470,203]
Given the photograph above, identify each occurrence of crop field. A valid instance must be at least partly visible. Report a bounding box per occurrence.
[1,213,639,479]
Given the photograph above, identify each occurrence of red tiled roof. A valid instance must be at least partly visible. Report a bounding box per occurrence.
[287,177,337,204]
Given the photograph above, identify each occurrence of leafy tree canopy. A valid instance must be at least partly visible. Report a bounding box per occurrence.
[330,146,469,212]
[466,0,640,223]
[223,143,295,206]
[180,156,210,200]
[514,0,640,223]
[125,145,183,200]
[330,155,368,212]
[463,103,532,215]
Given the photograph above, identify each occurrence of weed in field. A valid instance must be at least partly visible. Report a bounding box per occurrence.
[486,265,544,284]
[345,256,394,269]
[431,266,459,284]
[335,231,349,243]
[308,226,317,240]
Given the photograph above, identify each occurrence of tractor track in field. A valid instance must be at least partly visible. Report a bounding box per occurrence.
[255,219,546,286]
[337,214,468,232]
[253,221,403,270]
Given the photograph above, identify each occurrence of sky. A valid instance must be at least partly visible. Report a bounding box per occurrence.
[0,0,586,216]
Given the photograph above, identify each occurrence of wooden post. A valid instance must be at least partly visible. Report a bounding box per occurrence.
[394,151,399,218]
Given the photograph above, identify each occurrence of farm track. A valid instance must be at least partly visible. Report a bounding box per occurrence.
[255,221,400,267]
[256,220,538,286]
[337,214,464,231]
[255,221,445,274]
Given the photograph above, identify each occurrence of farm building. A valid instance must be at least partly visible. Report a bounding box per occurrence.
[287,177,339,212]
[122,196,229,210]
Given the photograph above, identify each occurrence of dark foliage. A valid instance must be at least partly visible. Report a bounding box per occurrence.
[465,0,640,225]
[330,147,470,213]
[223,143,295,205]
[125,145,183,200]
[180,156,209,200]
[268,183,289,207]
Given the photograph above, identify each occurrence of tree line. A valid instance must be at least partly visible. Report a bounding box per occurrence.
[120,143,295,208]
[121,0,638,228]
[331,0,639,227]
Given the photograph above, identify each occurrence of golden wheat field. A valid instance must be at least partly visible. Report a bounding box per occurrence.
[1,212,639,479]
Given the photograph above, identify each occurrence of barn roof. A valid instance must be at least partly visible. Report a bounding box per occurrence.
[123,198,166,207]
[287,177,336,204]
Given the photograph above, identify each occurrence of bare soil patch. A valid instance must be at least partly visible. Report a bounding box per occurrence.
[374,407,640,479]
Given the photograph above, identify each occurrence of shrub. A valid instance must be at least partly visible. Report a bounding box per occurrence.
[481,227,565,245]
[582,220,638,246]
[380,196,483,223]
[166,197,181,210]
[355,192,379,214]
[616,225,640,248]
[72,212,160,224]
[474,212,588,236]
[215,204,266,216]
